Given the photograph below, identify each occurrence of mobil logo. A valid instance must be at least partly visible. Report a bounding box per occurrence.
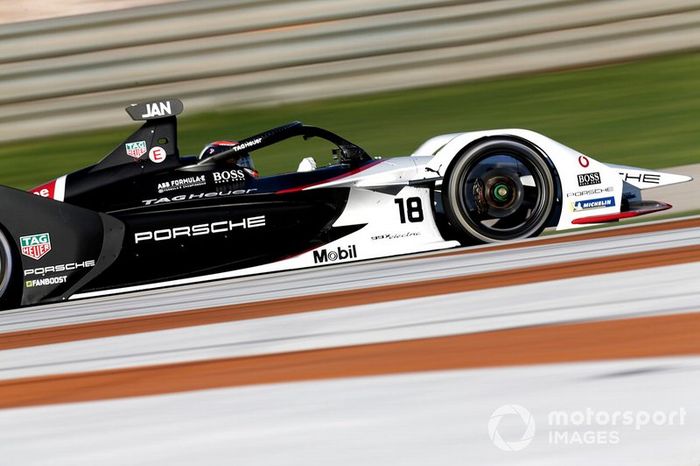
[313,245,357,264]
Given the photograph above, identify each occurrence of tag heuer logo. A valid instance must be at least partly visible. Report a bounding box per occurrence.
[125,140,147,158]
[20,233,52,260]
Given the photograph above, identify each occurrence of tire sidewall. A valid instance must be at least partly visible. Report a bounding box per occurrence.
[443,138,555,243]
[0,228,20,309]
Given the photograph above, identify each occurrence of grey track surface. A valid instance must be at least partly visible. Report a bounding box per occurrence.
[1,218,699,333]
[1,214,699,466]
[648,164,700,214]
[1,356,699,466]
[1,260,698,381]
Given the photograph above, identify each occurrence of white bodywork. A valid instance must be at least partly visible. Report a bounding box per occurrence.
[413,129,692,229]
[73,129,692,300]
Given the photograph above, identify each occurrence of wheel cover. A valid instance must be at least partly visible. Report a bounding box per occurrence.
[452,146,553,241]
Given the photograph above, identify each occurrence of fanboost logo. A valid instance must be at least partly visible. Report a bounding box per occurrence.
[488,404,536,451]
[313,245,357,264]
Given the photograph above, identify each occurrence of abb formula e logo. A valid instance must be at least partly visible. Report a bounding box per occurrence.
[157,175,206,193]
[313,245,357,264]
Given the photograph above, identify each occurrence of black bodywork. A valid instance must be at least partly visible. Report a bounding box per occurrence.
[4,99,376,307]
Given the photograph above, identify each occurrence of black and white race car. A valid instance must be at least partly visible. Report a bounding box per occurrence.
[0,99,690,308]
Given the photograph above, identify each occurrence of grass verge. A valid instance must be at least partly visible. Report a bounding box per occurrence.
[2,51,700,188]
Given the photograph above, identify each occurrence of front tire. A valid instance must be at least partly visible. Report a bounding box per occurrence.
[442,138,555,243]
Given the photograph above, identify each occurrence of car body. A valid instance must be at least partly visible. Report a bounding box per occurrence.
[0,99,691,308]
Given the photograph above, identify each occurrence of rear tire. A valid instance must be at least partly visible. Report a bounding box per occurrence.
[442,138,555,243]
[0,228,19,309]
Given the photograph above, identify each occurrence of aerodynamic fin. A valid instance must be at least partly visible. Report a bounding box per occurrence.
[92,98,183,171]
[0,186,124,306]
[607,163,693,190]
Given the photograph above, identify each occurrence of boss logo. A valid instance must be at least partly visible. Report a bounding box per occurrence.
[212,169,246,184]
[313,245,357,264]
[577,172,601,187]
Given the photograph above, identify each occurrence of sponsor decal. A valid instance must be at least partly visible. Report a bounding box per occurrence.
[371,232,420,241]
[212,169,246,184]
[143,189,257,205]
[566,186,614,198]
[141,101,172,119]
[149,146,167,163]
[25,275,68,288]
[157,175,206,194]
[572,196,615,212]
[619,172,661,185]
[30,175,67,202]
[577,172,601,187]
[313,245,357,264]
[24,259,96,277]
[578,155,590,168]
[125,140,148,159]
[134,215,266,244]
[230,138,262,152]
[31,180,55,198]
[20,233,51,260]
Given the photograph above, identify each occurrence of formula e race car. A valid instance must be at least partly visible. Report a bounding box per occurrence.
[0,98,691,308]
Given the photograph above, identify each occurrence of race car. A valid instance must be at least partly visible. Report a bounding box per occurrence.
[0,98,691,308]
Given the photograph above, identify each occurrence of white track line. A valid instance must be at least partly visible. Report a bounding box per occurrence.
[1,261,698,381]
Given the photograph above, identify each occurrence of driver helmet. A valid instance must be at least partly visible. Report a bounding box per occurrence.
[198,140,257,175]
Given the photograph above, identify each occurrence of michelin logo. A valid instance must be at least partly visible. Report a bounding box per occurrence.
[573,196,616,211]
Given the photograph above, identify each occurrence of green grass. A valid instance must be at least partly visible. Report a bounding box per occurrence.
[3,51,700,189]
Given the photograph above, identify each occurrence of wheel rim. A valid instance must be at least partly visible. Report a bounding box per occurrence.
[452,145,553,241]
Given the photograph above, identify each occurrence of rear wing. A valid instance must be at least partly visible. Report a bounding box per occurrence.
[58,99,185,200]
[93,98,183,171]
